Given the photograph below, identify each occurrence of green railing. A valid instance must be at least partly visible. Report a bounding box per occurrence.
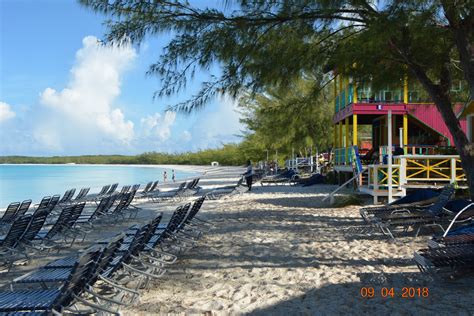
[334,147,352,166]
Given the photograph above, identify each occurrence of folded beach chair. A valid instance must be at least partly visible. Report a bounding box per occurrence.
[362,186,455,224]
[374,199,474,239]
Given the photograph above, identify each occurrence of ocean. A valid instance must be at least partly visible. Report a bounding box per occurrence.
[0,164,197,208]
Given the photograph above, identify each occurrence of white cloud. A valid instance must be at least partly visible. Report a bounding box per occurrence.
[140,111,176,141]
[0,102,16,122]
[181,130,192,142]
[185,94,243,150]
[36,36,136,152]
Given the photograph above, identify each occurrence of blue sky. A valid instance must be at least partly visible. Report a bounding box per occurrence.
[0,0,243,156]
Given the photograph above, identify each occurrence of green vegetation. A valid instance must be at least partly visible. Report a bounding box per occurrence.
[238,76,334,158]
[0,144,247,166]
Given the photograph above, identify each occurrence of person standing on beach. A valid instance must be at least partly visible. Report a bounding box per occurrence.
[172,169,176,182]
[163,170,167,182]
[243,160,254,191]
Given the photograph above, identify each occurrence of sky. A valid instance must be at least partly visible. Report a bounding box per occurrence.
[0,0,244,156]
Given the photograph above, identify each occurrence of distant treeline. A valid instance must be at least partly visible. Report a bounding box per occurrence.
[0,144,248,166]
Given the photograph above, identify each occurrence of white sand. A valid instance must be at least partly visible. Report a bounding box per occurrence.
[1,165,472,314]
[122,183,474,315]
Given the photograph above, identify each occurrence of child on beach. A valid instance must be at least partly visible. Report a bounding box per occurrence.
[163,170,168,182]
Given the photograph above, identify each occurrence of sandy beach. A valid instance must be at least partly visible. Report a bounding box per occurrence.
[123,173,472,315]
[1,166,473,314]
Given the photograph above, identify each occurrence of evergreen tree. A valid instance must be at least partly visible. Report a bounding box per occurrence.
[80,0,474,197]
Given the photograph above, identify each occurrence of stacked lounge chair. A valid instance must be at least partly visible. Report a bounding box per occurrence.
[260,169,297,186]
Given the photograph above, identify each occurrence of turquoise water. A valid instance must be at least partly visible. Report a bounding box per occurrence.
[0,164,197,208]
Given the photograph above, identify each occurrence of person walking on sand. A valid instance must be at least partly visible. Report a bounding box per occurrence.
[243,160,254,191]
[163,170,168,182]
[172,169,176,182]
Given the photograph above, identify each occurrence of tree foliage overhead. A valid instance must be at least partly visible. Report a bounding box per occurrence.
[80,0,472,111]
[80,0,474,197]
[238,75,334,155]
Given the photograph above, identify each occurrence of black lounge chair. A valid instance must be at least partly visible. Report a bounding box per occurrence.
[207,177,247,200]
[75,195,114,227]
[260,169,297,186]
[360,187,450,223]
[0,247,111,314]
[0,202,20,226]
[58,188,76,205]
[12,235,125,290]
[30,204,81,250]
[85,184,111,201]
[47,194,61,211]
[106,183,119,196]
[18,206,54,251]
[0,214,33,270]
[149,182,186,201]
[15,199,32,217]
[69,187,90,203]
[374,199,474,239]
[290,173,326,186]
[34,196,52,211]
[414,244,474,277]
[427,201,474,248]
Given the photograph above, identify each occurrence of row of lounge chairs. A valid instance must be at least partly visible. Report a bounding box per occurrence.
[0,196,209,314]
[0,187,143,271]
[359,184,474,277]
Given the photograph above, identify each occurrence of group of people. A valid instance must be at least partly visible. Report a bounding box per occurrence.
[163,169,176,183]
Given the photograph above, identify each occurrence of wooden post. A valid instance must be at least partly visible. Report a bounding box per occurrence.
[450,158,456,184]
[353,114,358,147]
[345,117,349,164]
[403,114,408,154]
[339,122,343,148]
[388,110,393,203]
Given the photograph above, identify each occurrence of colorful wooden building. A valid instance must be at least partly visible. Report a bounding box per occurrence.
[332,75,469,203]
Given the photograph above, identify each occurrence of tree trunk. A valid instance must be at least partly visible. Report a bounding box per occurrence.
[410,65,474,199]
